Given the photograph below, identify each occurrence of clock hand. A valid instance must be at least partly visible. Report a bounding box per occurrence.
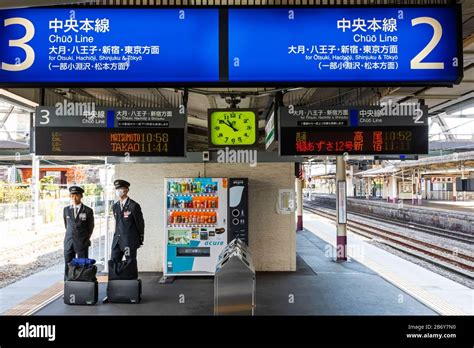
[223,120,238,132]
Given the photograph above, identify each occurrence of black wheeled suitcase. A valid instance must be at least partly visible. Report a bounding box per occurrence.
[64,281,98,305]
[107,279,142,303]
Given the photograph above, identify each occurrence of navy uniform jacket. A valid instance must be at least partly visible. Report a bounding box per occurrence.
[112,198,145,250]
[63,204,95,252]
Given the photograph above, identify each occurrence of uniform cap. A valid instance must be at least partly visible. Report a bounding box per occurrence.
[69,186,84,194]
[114,179,130,189]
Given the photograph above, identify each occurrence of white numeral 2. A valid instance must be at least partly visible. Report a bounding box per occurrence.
[410,17,444,70]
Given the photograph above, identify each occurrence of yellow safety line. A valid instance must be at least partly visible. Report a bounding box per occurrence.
[2,275,109,316]
[305,218,468,316]
[2,282,64,316]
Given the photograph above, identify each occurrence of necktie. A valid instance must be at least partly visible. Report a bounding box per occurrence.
[75,207,79,219]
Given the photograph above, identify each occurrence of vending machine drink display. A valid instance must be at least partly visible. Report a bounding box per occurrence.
[164,178,229,276]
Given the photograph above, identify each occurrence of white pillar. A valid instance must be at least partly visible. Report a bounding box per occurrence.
[336,156,347,261]
[296,177,303,231]
[30,155,40,233]
[104,160,111,272]
[391,175,397,203]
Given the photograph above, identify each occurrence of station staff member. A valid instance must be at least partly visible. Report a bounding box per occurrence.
[63,186,95,279]
[111,180,145,262]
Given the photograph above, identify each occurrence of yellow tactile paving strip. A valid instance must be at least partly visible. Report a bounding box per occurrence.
[2,282,64,316]
[2,275,109,316]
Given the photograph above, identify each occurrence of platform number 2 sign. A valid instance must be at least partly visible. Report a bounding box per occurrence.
[410,17,445,70]
[1,17,35,72]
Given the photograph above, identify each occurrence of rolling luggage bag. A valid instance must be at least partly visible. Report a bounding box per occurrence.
[107,279,142,303]
[64,280,98,305]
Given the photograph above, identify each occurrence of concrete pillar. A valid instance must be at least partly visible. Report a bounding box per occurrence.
[296,177,303,231]
[391,175,397,203]
[452,177,457,201]
[426,178,431,200]
[336,156,347,261]
[366,179,370,199]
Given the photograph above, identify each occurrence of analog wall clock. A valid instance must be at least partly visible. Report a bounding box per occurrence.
[208,109,258,148]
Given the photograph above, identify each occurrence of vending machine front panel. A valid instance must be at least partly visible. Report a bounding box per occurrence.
[228,178,249,245]
[164,178,228,276]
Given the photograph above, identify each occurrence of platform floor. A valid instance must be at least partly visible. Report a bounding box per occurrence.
[398,199,474,213]
[303,213,473,315]
[33,230,436,316]
[310,194,474,214]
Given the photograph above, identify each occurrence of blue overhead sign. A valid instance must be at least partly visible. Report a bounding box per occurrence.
[0,8,219,84]
[0,7,462,86]
[228,7,462,84]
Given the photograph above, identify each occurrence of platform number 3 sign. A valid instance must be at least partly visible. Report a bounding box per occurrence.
[1,17,35,72]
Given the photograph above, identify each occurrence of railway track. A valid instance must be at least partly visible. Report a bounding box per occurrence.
[303,204,474,280]
[305,201,474,244]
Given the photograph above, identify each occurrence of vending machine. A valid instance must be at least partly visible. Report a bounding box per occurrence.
[164,177,249,277]
[227,178,249,245]
[164,177,229,276]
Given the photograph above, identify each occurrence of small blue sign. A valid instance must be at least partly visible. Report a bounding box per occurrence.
[0,8,219,84]
[228,7,461,84]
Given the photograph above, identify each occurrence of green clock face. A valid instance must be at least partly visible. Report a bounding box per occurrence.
[209,110,257,146]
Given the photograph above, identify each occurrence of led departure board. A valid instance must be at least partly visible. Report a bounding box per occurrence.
[278,105,429,155]
[280,127,428,156]
[34,106,186,156]
[35,128,185,156]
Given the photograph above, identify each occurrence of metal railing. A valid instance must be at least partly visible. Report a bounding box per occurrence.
[88,211,115,269]
[0,196,106,223]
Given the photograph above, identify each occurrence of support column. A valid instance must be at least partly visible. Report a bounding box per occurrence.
[336,156,347,261]
[452,176,457,201]
[424,177,429,200]
[296,177,303,231]
[391,174,397,203]
[30,155,40,233]
[104,159,111,272]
